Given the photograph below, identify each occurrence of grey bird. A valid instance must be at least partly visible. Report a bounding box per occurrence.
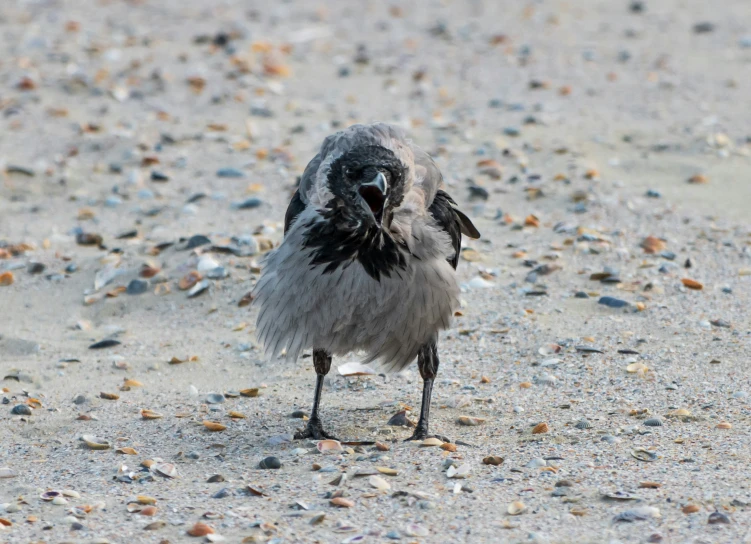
[253,123,480,441]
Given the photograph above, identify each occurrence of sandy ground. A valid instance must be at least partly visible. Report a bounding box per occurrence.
[2,0,751,542]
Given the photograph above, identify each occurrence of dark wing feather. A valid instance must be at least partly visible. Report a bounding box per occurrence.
[284,189,305,235]
[428,190,465,269]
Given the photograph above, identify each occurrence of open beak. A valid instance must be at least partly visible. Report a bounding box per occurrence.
[358,172,388,226]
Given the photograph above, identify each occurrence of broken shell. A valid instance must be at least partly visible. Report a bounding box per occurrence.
[203,421,227,432]
[440,442,457,452]
[641,236,666,254]
[603,491,642,501]
[420,437,443,447]
[507,501,527,515]
[519,381,532,389]
[144,521,167,531]
[187,522,215,536]
[569,507,587,516]
[631,448,657,462]
[644,418,663,427]
[683,504,700,514]
[626,362,649,374]
[708,511,731,524]
[139,506,158,516]
[375,442,390,451]
[81,435,110,450]
[482,456,504,466]
[337,362,377,376]
[613,507,661,522]
[639,482,662,489]
[239,388,260,397]
[205,393,225,404]
[178,271,202,290]
[330,497,354,508]
[151,462,178,478]
[668,408,692,417]
[532,422,549,434]
[99,392,120,400]
[376,467,397,476]
[123,379,143,388]
[446,464,471,479]
[574,419,592,429]
[115,447,138,455]
[41,491,62,501]
[187,279,210,297]
[140,409,163,420]
[368,476,390,491]
[317,439,344,453]
[386,410,412,427]
[681,278,703,290]
[228,411,246,419]
[136,495,157,505]
[457,416,486,426]
[716,421,732,429]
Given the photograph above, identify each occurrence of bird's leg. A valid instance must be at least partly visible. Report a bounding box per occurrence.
[294,349,338,440]
[406,340,439,441]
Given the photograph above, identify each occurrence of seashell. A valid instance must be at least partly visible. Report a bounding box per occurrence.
[376,467,397,476]
[644,418,663,427]
[141,459,155,469]
[440,443,457,452]
[178,271,202,290]
[482,456,504,466]
[668,408,691,417]
[716,421,732,429]
[240,388,260,397]
[613,506,661,522]
[524,215,540,227]
[330,497,354,508]
[626,362,649,374]
[569,507,587,516]
[602,490,642,501]
[144,521,167,531]
[507,501,527,515]
[0,467,17,479]
[337,362,377,377]
[317,439,343,453]
[52,496,68,505]
[574,419,592,429]
[639,482,661,489]
[115,447,138,455]
[368,476,390,491]
[187,279,210,298]
[708,511,731,524]
[151,462,177,478]
[81,435,110,450]
[0,271,14,286]
[446,464,471,479]
[136,495,157,505]
[99,392,120,400]
[532,422,549,434]
[681,278,703,290]
[228,411,246,419]
[328,473,346,486]
[187,522,215,536]
[457,416,486,426]
[140,409,163,420]
[631,448,657,462]
[205,393,225,404]
[247,485,266,497]
[139,506,158,516]
[41,491,62,501]
[535,374,558,386]
[375,442,390,451]
[420,437,443,447]
[259,456,281,470]
[526,458,547,469]
[556,479,573,487]
[519,382,532,389]
[683,504,700,514]
[641,236,666,254]
[123,379,143,388]
[387,410,412,427]
[538,344,562,356]
[203,421,227,432]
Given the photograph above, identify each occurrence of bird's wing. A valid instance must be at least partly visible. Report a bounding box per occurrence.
[428,190,481,269]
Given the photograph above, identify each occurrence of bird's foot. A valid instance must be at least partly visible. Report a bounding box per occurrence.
[404,423,430,442]
[294,418,338,441]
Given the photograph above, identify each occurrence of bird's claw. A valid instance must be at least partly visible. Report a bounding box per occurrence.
[294,418,338,441]
[404,424,430,442]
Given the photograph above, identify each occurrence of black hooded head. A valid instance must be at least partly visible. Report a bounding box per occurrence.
[326,145,407,229]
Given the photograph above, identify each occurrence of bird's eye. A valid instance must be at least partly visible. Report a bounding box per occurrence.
[344,167,355,177]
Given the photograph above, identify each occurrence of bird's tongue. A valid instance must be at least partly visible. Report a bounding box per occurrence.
[358,185,386,215]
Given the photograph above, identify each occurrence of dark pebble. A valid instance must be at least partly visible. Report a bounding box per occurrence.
[722,287,732,294]
[503,126,520,137]
[207,474,225,483]
[72,395,87,405]
[76,232,103,246]
[65,263,78,273]
[629,1,645,13]
[693,22,715,33]
[70,522,85,531]
[708,511,731,524]
[150,170,169,182]
[259,456,282,470]
[6,165,35,176]
[660,251,676,260]
[212,488,231,499]
[231,197,263,210]
[250,106,274,118]
[206,267,228,279]
[126,279,149,295]
[116,229,139,239]
[187,451,200,460]
[11,404,32,416]
[338,66,351,77]
[186,192,206,203]
[185,234,211,249]
[27,262,46,274]
[289,410,308,419]
[574,291,589,299]
[387,410,410,427]
[599,296,629,308]
[109,163,123,173]
[468,186,489,200]
[89,339,121,349]
[216,167,246,178]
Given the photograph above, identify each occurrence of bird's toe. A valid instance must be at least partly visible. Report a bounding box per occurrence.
[294,419,338,441]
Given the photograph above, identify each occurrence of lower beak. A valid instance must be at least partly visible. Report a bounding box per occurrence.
[358,172,388,226]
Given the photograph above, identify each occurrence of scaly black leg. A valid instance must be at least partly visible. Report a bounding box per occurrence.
[294,349,338,440]
[406,340,439,441]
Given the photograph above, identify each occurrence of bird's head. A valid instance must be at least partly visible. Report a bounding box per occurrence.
[327,145,406,229]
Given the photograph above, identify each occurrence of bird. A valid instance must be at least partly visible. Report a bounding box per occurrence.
[252,123,480,441]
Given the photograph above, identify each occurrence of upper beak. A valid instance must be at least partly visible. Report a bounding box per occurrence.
[358,172,388,225]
